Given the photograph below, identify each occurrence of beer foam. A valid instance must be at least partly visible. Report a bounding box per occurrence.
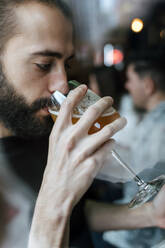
[50,89,116,117]
[75,89,116,116]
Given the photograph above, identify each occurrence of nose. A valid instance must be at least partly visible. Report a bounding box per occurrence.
[48,67,69,95]
[125,80,129,91]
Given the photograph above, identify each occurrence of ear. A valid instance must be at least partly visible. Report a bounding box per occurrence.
[143,77,155,96]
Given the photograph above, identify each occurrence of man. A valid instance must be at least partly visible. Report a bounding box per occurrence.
[0,1,164,248]
[125,59,165,172]
[104,58,165,247]
[0,1,126,247]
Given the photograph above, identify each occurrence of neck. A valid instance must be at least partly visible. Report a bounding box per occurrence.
[146,92,165,111]
[0,122,13,138]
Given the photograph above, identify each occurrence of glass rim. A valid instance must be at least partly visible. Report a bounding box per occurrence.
[48,107,116,118]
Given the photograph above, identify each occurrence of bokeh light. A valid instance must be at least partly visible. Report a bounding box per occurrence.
[131,18,144,33]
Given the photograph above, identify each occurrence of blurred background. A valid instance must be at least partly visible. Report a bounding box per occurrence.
[61,2,165,247]
[63,0,165,108]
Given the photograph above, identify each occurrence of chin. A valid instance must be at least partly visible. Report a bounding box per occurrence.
[21,116,54,139]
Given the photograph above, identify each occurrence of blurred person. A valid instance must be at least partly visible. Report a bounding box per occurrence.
[104,57,165,247]
[114,92,146,148]
[125,58,165,172]
[0,1,165,248]
[89,65,123,109]
[0,164,34,248]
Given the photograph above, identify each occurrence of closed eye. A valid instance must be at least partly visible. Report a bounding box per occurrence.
[35,63,52,72]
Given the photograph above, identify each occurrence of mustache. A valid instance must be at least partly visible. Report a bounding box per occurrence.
[30,97,53,113]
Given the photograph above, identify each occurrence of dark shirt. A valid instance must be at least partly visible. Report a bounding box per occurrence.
[0,136,93,247]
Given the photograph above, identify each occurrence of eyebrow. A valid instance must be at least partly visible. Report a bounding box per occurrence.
[31,50,75,60]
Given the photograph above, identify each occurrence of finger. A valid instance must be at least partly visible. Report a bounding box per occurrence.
[74,96,114,134]
[51,84,87,134]
[67,117,126,165]
[77,117,127,159]
[93,116,127,141]
[70,117,126,168]
[81,139,115,180]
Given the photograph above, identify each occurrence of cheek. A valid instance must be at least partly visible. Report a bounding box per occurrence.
[125,83,134,93]
[7,66,48,104]
[134,89,146,104]
[125,80,135,92]
[3,53,49,104]
[19,74,49,103]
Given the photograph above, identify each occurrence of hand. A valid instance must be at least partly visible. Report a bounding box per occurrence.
[28,85,126,248]
[152,185,165,228]
[43,85,126,209]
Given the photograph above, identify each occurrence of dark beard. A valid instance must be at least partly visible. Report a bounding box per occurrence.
[0,65,54,139]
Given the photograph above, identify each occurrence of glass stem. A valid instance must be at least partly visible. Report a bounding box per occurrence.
[111,150,145,186]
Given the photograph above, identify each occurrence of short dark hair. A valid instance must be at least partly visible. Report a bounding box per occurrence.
[0,0,72,52]
[127,50,165,92]
[131,60,165,92]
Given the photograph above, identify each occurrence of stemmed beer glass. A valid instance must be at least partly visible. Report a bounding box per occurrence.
[49,80,165,208]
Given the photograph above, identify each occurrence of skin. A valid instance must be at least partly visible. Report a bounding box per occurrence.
[1,2,74,136]
[125,64,165,111]
[85,185,165,232]
[0,2,165,248]
[28,86,126,247]
[125,64,149,109]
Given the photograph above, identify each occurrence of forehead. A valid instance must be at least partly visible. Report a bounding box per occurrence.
[127,64,135,74]
[12,2,74,55]
[127,64,138,78]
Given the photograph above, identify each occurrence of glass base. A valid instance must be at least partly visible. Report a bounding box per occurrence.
[129,175,165,208]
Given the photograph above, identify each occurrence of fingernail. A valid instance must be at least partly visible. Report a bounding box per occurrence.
[103,96,114,103]
[79,84,87,89]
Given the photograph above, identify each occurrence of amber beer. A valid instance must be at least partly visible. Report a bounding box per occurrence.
[49,108,120,134]
[49,81,120,134]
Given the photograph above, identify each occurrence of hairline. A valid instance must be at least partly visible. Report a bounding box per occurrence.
[0,0,73,54]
